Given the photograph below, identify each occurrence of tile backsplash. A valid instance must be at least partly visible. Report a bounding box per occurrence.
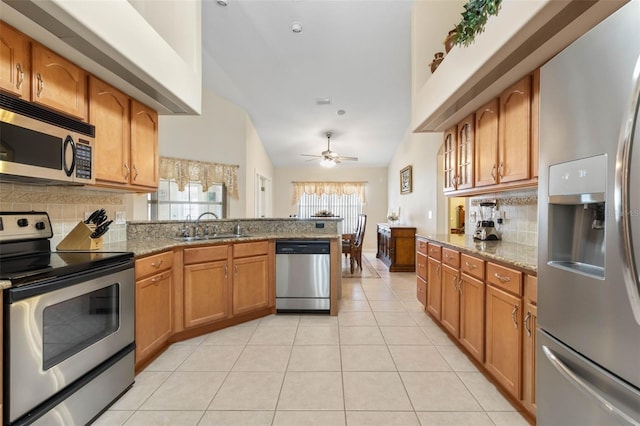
[0,182,128,247]
[467,188,538,246]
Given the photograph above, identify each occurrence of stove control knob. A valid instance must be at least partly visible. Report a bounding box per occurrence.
[35,221,46,230]
[17,218,29,227]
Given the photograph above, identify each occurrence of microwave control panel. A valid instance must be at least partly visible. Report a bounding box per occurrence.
[75,140,92,180]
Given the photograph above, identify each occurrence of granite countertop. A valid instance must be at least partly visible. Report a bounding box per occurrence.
[102,233,342,258]
[417,233,537,274]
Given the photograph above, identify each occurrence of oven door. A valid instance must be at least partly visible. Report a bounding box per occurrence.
[5,262,134,424]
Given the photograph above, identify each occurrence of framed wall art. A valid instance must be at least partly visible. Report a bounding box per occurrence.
[400,165,412,194]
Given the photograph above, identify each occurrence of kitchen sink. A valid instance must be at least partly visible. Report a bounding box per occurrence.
[172,234,253,242]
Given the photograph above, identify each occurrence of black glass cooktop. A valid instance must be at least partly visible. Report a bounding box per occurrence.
[1,251,133,287]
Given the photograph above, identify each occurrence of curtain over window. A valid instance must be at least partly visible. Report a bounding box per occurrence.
[292,181,366,205]
[159,156,239,200]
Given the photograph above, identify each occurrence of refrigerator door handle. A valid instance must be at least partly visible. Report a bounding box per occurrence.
[542,345,640,426]
[617,54,640,326]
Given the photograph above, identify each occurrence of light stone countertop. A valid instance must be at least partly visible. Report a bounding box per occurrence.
[416,233,537,275]
[102,233,342,258]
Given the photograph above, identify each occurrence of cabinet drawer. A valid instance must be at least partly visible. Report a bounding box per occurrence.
[234,240,269,258]
[416,252,427,280]
[427,243,442,261]
[184,244,229,264]
[461,254,485,280]
[487,262,522,296]
[442,247,460,268]
[416,238,428,256]
[135,251,173,279]
[525,274,537,304]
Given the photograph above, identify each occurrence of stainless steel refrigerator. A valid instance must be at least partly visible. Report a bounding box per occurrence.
[537,1,640,424]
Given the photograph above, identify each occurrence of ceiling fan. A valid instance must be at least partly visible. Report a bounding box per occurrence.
[301,132,358,167]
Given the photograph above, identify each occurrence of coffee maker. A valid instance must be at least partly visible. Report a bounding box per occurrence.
[473,201,500,241]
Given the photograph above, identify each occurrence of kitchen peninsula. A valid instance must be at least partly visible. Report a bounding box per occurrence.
[104,218,343,371]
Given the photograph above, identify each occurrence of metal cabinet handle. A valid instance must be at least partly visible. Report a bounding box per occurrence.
[542,345,640,425]
[16,63,24,89]
[465,261,477,270]
[494,272,511,282]
[445,254,452,260]
[436,264,441,278]
[511,305,519,329]
[124,163,130,179]
[234,264,238,275]
[490,164,497,182]
[498,162,504,179]
[524,311,532,337]
[36,73,45,97]
[133,165,139,180]
[458,277,463,294]
[224,265,228,278]
[150,274,163,283]
[151,260,163,269]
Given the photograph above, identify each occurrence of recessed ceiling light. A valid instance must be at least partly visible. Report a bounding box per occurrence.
[337,109,346,116]
[216,0,228,6]
[290,22,303,34]
[316,98,331,105]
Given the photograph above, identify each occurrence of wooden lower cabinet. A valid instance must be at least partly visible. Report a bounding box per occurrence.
[376,224,416,271]
[416,276,427,307]
[426,257,442,319]
[522,301,537,415]
[485,284,522,399]
[459,273,485,362]
[440,264,460,337]
[184,260,229,328]
[135,268,173,364]
[233,248,270,316]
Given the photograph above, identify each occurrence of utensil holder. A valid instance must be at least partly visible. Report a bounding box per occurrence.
[56,221,103,251]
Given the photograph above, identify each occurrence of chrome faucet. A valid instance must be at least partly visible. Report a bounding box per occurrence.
[195,212,219,237]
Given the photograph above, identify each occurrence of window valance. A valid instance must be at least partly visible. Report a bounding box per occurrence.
[292,181,366,204]
[159,156,240,200]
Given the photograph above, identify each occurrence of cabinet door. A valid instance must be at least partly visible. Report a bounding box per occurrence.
[89,76,130,185]
[31,43,86,120]
[130,99,159,189]
[416,276,427,308]
[443,126,457,192]
[0,23,30,99]
[459,273,485,363]
[474,99,499,187]
[135,270,173,364]
[499,76,531,183]
[232,255,270,316]
[485,284,522,399]
[531,69,540,179]
[416,252,427,280]
[184,260,229,328]
[426,257,442,319]
[440,264,460,337]
[456,114,475,190]
[522,301,537,415]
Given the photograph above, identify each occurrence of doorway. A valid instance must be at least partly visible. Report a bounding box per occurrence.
[255,172,272,218]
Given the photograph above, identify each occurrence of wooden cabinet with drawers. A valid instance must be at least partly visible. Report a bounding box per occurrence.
[135,250,174,368]
[376,224,416,271]
[416,238,428,307]
[426,243,442,319]
[522,274,538,415]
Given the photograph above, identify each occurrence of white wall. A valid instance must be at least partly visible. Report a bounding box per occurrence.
[273,167,388,252]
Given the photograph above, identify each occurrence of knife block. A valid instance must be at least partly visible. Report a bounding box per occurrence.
[56,221,103,251]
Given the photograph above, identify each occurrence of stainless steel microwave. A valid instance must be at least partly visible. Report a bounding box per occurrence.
[0,93,95,185]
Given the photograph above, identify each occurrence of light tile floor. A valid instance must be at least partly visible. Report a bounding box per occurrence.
[95,252,530,425]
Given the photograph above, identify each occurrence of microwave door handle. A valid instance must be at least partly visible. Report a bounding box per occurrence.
[618,54,640,326]
[63,135,76,177]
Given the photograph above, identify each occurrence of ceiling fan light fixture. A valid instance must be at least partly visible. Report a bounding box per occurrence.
[320,158,336,168]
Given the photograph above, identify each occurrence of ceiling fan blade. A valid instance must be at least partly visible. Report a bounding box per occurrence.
[304,157,320,162]
[301,154,322,158]
[338,156,358,161]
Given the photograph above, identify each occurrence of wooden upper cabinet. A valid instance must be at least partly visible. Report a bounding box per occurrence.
[474,99,499,187]
[499,76,531,183]
[89,76,130,185]
[0,23,30,99]
[531,69,540,179]
[31,43,86,120]
[130,99,159,189]
[443,126,457,192]
[456,114,475,191]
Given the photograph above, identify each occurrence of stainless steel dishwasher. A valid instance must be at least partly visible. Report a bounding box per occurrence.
[276,240,330,313]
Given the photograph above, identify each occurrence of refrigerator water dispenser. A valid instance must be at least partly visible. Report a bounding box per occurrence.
[547,155,607,279]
